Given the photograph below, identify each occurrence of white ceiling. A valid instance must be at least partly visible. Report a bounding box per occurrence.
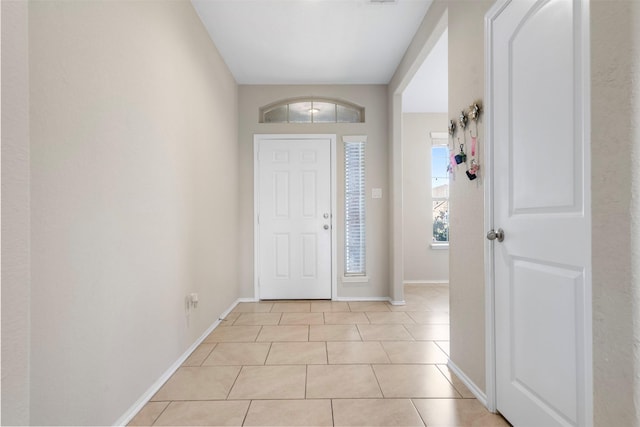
[402,28,447,113]
[191,0,433,85]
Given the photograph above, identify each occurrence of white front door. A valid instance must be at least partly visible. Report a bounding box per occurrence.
[255,135,333,300]
[488,0,591,426]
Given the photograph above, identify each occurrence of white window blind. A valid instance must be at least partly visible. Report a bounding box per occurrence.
[344,138,366,275]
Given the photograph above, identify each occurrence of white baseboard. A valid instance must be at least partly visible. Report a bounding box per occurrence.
[446,359,488,407]
[332,296,391,302]
[389,300,406,306]
[403,280,449,285]
[114,298,244,426]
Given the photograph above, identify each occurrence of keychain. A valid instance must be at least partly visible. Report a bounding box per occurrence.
[466,159,479,180]
[466,102,482,180]
[469,103,480,156]
[448,151,457,173]
[454,141,466,164]
[455,112,469,164]
[447,120,457,174]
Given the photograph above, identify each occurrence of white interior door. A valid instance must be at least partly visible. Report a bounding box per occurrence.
[255,135,333,300]
[488,0,591,426]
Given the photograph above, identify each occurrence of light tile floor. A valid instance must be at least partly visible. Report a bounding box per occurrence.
[129,285,510,426]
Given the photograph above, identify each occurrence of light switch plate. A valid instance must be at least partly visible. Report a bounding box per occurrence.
[372,188,382,199]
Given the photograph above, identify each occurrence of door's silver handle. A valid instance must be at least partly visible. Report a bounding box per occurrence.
[323,224,330,230]
[487,228,505,242]
[323,213,329,219]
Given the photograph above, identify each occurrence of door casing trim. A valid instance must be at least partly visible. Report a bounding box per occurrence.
[483,0,507,413]
[253,134,337,300]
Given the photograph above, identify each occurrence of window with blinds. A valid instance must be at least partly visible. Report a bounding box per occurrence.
[344,137,366,276]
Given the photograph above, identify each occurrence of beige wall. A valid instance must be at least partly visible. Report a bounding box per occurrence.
[391,0,490,394]
[388,0,448,304]
[238,85,389,299]
[591,1,640,425]
[27,1,240,424]
[1,1,31,425]
[447,0,493,394]
[402,113,449,283]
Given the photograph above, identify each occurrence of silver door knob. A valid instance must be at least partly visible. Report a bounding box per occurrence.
[323,224,329,230]
[487,228,505,242]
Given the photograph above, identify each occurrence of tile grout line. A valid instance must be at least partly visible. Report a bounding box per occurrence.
[369,363,386,399]
[330,398,335,427]
[199,343,214,367]
[378,340,393,364]
[435,364,464,399]
[305,364,309,399]
[240,400,252,426]
[434,340,448,355]
[149,401,172,426]
[409,398,428,427]
[401,324,416,341]
[355,324,364,341]
[224,365,244,401]
[264,342,274,365]
[364,311,373,324]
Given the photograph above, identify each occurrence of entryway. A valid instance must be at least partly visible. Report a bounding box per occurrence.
[253,134,336,300]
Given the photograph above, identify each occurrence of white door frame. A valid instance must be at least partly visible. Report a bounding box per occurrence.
[484,0,593,419]
[253,134,337,300]
[483,1,504,411]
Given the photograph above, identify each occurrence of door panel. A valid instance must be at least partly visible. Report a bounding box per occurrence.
[510,259,581,420]
[274,233,290,279]
[302,171,317,217]
[509,0,580,214]
[274,171,290,218]
[490,0,591,426]
[302,234,317,278]
[257,137,332,299]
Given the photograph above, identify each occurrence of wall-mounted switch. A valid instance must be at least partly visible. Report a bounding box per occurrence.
[372,188,382,199]
[189,293,198,309]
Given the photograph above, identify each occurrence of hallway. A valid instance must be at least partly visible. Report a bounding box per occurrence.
[128,285,509,426]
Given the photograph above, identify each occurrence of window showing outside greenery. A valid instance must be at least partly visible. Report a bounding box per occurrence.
[432,145,449,242]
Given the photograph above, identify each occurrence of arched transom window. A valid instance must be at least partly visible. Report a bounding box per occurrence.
[260,98,365,124]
